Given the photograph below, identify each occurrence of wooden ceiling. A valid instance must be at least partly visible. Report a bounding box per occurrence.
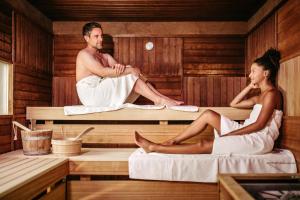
[27,0,267,21]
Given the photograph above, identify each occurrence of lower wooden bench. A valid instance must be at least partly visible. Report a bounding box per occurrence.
[0,156,68,200]
[3,148,218,200]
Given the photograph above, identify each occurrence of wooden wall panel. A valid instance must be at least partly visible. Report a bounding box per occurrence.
[0,3,12,154]
[53,77,80,106]
[279,116,300,171]
[0,4,12,62]
[53,36,183,106]
[278,56,300,116]
[183,76,247,107]
[13,13,52,148]
[114,37,182,76]
[278,0,300,61]
[183,36,245,76]
[0,115,12,154]
[53,34,113,77]
[245,13,276,74]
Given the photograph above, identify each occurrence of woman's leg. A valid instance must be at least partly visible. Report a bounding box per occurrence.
[163,110,221,145]
[135,131,213,154]
[133,78,180,106]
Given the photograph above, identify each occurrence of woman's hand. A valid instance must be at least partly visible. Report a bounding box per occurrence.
[249,81,259,89]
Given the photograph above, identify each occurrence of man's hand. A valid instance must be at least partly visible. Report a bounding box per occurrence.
[113,63,125,76]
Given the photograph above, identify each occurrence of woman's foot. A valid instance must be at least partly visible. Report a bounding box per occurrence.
[134,131,156,153]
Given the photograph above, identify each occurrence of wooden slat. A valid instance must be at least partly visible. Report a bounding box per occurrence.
[279,116,300,170]
[183,77,247,107]
[278,56,300,116]
[245,13,276,74]
[0,157,68,199]
[41,182,65,200]
[68,180,218,200]
[219,175,256,200]
[12,13,52,138]
[278,0,300,61]
[36,124,213,145]
[26,107,251,121]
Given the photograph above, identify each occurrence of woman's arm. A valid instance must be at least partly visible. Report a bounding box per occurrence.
[229,83,258,109]
[225,90,277,136]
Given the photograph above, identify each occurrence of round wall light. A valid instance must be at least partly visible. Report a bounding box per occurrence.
[145,41,154,50]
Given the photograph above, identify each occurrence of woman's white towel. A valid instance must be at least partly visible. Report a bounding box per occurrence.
[128,148,297,183]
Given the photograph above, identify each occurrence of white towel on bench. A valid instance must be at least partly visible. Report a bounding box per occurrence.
[128,148,297,183]
[64,104,198,115]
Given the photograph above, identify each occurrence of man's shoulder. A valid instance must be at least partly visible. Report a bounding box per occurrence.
[77,49,92,59]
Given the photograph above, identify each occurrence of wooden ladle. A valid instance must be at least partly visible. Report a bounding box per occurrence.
[71,127,94,141]
[12,121,32,132]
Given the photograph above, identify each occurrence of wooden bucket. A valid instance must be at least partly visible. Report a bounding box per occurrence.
[51,127,94,156]
[21,130,52,155]
[51,138,82,156]
[13,121,52,155]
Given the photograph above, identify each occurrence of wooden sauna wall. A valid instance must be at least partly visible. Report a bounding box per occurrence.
[245,14,277,74]
[183,36,246,106]
[53,34,113,105]
[113,37,183,104]
[0,3,12,153]
[277,0,300,116]
[53,33,246,106]
[13,13,52,148]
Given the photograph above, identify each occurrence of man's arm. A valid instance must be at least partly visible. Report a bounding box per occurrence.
[79,51,133,78]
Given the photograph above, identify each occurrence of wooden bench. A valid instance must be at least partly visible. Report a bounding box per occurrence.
[0,156,68,200]
[26,107,251,147]
[23,107,300,200]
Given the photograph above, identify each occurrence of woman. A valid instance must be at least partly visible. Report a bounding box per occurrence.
[135,48,283,155]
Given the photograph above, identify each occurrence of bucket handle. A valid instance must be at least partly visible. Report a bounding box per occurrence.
[12,121,32,140]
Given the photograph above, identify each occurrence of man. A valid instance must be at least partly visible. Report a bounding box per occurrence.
[76,22,183,107]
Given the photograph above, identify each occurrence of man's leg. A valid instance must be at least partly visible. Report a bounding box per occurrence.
[146,82,183,105]
[133,78,180,106]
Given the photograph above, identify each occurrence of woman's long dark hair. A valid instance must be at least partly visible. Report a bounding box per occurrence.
[254,48,281,85]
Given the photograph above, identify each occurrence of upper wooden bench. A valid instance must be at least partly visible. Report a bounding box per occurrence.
[26,107,252,146]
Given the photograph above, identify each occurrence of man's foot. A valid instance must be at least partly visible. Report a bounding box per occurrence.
[155,97,184,107]
[134,131,156,153]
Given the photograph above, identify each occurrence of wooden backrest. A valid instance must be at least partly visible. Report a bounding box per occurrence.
[278,116,300,171]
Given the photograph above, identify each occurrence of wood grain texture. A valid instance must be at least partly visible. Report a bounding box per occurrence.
[279,116,300,170]
[68,180,218,200]
[0,157,68,199]
[12,13,53,149]
[0,3,12,62]
[183,76,247,107]
[0,115,12,154]
[278,0,300,61]
[245,13,277,74]
[183,36,245,76]
[278,56,300,116]
[27,0,266,21]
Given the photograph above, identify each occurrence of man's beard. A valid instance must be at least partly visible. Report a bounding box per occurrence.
[92,43,102,50]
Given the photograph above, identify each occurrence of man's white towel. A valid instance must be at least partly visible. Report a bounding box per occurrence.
[128,148,297,183]
[64,104,198,115]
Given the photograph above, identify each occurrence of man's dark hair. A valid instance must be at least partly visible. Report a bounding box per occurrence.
[82,22,102,36]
